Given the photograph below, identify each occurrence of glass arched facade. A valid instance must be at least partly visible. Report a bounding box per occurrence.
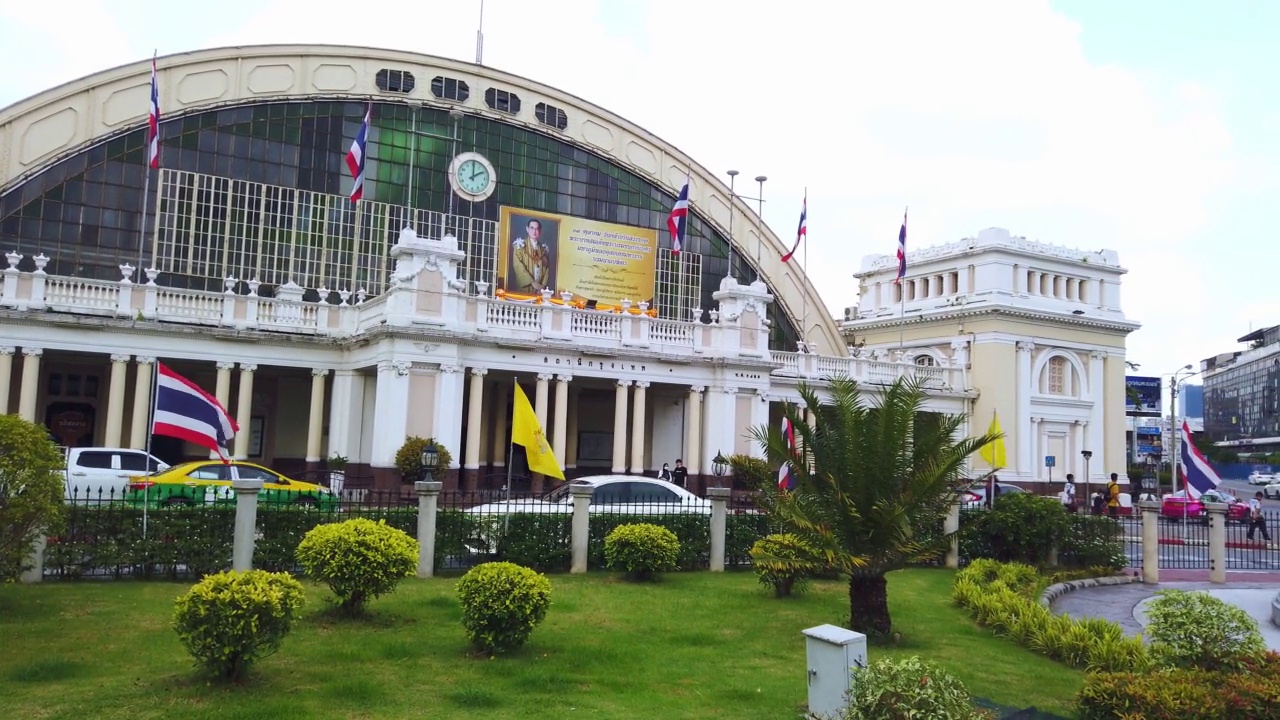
[0,99,800,349]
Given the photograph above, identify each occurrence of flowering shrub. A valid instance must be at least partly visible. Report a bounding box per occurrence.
[456,561,552,654]
[841,656,991,719]
[172,569,305,680]
[296,518,418,616]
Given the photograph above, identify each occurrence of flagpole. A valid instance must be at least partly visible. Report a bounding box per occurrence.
[143,360,159,538]
[136,50,157,278]
[897,206,908,351]
[676,170,689,321]
[503,377,518,538]
[801,187,808,352]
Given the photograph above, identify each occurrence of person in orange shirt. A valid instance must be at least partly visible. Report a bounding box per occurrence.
[1106,473,1121,518]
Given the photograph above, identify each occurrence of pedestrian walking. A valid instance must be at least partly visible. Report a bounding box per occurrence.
[1106,473,1121,518]
[1248,492,1272,542]
[1062,474,1076,510]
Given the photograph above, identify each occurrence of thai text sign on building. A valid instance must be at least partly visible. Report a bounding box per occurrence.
[496,206,658,304]
[1125,375,1162,417]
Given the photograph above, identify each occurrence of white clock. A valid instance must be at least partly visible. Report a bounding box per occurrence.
[448,151,498,202]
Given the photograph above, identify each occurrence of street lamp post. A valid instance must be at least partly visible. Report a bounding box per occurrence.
[712,451,728,489]
[420,440,440,485]
[1081,450,1093,513]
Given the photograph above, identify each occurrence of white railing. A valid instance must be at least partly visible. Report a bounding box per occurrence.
[487,301,540,331]
[258,298,319,331]
[650,318,694,346]
[44,277,119,314]
[771,351,802,374]
[156,288,223,325]
[571,310,621,340]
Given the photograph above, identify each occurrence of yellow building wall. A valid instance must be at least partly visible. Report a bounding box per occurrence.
[968,341,1016,473]
[1104,355,1129,479]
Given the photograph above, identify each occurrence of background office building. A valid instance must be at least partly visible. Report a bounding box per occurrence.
[1202,324,1280,452]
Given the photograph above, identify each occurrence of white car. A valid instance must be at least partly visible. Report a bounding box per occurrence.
[1263,481,1280,500]
[63,447,169,500]
[464,475,711,517]
[1249,471,1277,486]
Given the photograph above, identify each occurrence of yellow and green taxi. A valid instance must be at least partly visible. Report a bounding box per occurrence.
[124,460,337,510]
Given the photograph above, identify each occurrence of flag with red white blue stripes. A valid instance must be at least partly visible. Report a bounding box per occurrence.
[777,416,798,491]
[781,193,807,263]
[147,55,160,170]
[667,178,689,255]
[346,104,371,204]
[1180,421,1222,499]
[894,208,907,284]
[152,363,238,461]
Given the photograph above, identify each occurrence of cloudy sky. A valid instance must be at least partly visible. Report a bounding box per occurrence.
[0,0,1273,378]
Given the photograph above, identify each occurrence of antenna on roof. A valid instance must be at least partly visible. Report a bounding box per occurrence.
[475,0,486,65]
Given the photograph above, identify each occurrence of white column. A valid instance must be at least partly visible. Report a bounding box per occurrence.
[553,374,572,468]
[128,355,154,450]
[233,363,257,459]
[429,364,465,468]
[1015,341,1035,476]
[490,381,508,468]
[104,354,131,447]
[0,346,13,415]
[371,361,412,467]
[464,367,487,470]
[566,386,580,469]
[630,381,649,474]
[1071,420,1084,480]
[1087,350,1106,484]
[535,372,551,429]
[17,347,43,422]
[327,369,362,463]
[1031,417,1041,479]
[702,386,738,474]
[214,361,234,410]
[685,386,704,475]
[612,379,631,473]
[750,390,770,459]
[306,368,329,462]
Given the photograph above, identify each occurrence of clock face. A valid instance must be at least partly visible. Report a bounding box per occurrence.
[457,159,492,195]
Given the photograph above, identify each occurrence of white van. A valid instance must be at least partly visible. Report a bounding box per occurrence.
[63,447,169,501]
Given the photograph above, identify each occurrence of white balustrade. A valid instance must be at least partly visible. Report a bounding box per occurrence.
[771,351,801,375]
[44,277,119,314]
[570,310,621,339]
[649,318,694,346]
[156,288,224,325]
[487,302,540,331]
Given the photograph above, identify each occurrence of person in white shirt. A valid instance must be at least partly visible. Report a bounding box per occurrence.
[1247,492,1271,542]
[1062,474,1076,510]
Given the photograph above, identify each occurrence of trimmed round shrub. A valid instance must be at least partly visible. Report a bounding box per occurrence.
[394,436,453,483]
[842,656,990,719]
[1145,589,1266,671]
[456,561,552,654]
[172,569,305,680]
[296,518,418,616]
[604,523,679,580]
[750,533,823,597]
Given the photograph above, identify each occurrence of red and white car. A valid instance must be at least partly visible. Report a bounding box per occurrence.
[1160,489,1250,523]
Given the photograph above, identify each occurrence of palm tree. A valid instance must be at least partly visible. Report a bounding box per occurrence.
[751,375,999,638]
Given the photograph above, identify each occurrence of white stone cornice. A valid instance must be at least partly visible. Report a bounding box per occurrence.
[22,347,43,357]
[634,380,651,389]
[110,353,131,363]
[239,362,258,372]
[556,373,573,383]
[216,361,237,371]
[311,367,330,377]
[537,372,554,382]
[470,366,489,377]
[135,355,155,364]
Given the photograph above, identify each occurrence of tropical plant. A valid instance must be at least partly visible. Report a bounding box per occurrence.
[0,415,67,582]
[842,656,991,720]
[327,453,349,471]
[750,375,998,637]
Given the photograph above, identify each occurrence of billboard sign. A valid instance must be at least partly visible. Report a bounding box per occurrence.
[496,207,658,305]
[1125,375,1162,416]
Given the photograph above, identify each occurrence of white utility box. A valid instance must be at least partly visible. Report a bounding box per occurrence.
[801,624,868,718]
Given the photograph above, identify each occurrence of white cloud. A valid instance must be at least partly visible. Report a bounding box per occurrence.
[0,0,1244,368]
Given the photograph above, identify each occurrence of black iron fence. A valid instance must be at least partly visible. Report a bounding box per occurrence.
[1223,509,1280,571]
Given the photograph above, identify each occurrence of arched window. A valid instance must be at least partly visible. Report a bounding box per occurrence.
[914,355,936,367]
[1047,357,1067,395]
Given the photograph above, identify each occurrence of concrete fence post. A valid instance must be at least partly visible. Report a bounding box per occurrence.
[231,479,264,572]
[570,484,593,574]
[944,495,963,569]
[1138,500,1161,584]
[1205,502,1227,584]
[415,481,443,578]
[19,535,47,583]
[707,487,732,572]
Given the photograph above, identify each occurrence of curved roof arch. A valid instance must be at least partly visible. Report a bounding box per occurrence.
[0,43,844,356]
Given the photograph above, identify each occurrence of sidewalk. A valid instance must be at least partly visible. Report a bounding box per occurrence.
[1052,577,1280,650]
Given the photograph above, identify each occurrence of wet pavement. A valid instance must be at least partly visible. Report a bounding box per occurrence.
[1052,577,1280,650]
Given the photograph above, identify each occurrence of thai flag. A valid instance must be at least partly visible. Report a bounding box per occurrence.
[346,104,371,204]
[1180,421,1222,499]
[777,417,798,491]
[667,178,689,255]
[894,208,907,285]
[781,193,807,263]
[152,363,238,461]
[147,55,160,170]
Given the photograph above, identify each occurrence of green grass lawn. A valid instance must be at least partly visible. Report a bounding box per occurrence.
[0,569,1083,719]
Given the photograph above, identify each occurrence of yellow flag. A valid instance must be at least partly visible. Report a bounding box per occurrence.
[979,410,1007,470]
[511,383,565,480]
